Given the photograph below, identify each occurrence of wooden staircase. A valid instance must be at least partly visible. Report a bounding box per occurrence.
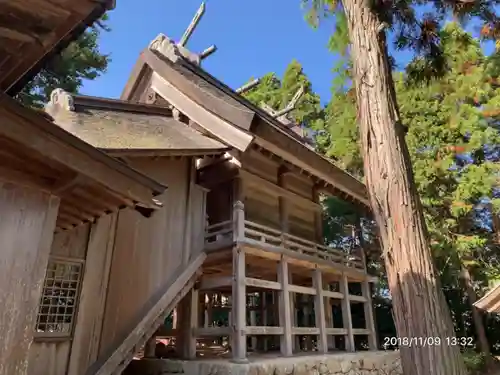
[86,252,207,375]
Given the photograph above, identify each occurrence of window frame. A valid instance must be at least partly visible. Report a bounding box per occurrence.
[34,256,85,340]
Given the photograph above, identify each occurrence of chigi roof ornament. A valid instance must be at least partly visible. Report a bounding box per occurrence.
[148,2,216,66]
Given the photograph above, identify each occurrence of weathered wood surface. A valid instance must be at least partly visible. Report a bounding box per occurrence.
[0,0,112,93]
[98,158,191,353]
[28,341,70,375]
[0,181,59,375]
[50,223,89,259]
[89,252,206,375]
[67,214,118,375]
[28,223,91,375]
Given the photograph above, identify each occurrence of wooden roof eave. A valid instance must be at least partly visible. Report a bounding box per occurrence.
[251,118,369,207]
[122,48,256,132]
[474,284,500,313]
[0,93,167,210]
[140,56,369,207]
[1,0,115,94]
[104,147,231,158]
[149,71,254,152]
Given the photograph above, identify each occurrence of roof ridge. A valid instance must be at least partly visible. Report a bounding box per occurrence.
[47,89,174,117]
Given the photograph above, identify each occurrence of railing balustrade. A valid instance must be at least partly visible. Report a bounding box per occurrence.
[204,218,366,272]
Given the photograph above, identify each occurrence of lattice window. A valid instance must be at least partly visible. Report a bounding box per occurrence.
[35,258,84,338]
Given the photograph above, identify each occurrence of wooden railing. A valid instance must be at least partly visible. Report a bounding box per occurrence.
[204,218,365,271]
[205,220,233,245]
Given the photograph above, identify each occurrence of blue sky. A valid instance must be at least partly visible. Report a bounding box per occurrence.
[80,1,494,105]
[81,0,340,104]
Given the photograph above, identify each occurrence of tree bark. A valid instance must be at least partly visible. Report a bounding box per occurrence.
[460,266,491,357]
[341,1,468,374]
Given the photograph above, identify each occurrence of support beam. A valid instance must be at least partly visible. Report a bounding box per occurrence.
[245,277,282,290]
[324,290,336,350]
[187,288,199,359]
[340,274,355,351]
[278,258,292,356]
[250,306,257,350]
[362,280,378,350]
[231,246,247,362]
[260,291,268,351]
[313,270,328,354]
[289,269,297,353]
[199,276,232,290]
[204,293,213,328]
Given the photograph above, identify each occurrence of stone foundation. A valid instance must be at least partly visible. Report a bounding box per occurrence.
[124,351,402,375]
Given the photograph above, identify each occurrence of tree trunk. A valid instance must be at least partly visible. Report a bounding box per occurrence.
[341,1,467,374]
[460,266,491,356]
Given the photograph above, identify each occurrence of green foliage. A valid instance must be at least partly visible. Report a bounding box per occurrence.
[462,350,488,374]
[243,59,323,128]
[312,23,500,344]
[16,17,110,107]
[304,0,500,83]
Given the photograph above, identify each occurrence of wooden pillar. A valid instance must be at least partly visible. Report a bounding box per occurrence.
[303,297,313,350]
[293,294,300,351]
[187,288,199,359]
[340,274,355,351]
[144,337,157,358]
[289,270,298,352]
[250,295,257,351]
[260,292,268,351]
[232,246,247,362]
[172,308,178,329]
[231,176,247,362]
[313,270,328,353]
[182,158,195,265]
[325,297,335,350]
[204,293,213,328]
[278,258,292,356]
[0,187,59,375]
[362,280,378,350]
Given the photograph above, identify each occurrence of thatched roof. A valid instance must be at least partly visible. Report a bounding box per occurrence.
[46,91,229,157]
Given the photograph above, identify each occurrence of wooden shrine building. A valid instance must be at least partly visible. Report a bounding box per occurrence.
[0,1,175,374]
[0,1,384,374]
[40,29,380,375]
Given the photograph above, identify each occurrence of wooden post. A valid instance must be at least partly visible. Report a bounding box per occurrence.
[325,296,335,350]
[232,246,247,362]
[289,269,298,352]
[250,296,258,351]
[340,274,355,351]
[261,292,268,351]
[293,294,300,351]
[144,337,157,358]
[362,280,378,350]
[278,257,292,356]
[232,194,245,242]
[314,270,328,353]
[204,293,213,328]
[187,288,199,359]
[303,297,313,350]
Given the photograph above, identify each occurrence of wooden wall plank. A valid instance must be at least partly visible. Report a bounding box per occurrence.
[28,341,70,375]
[50,223,89,259]
[0,181,59,375]
[67,213,117,375]
[97,157,193,357]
